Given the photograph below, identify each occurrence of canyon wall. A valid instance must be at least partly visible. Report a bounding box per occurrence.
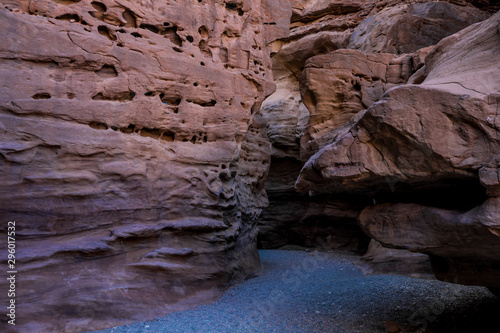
[258,0,497,257]
[0,1,290,332]
[1,0,499,331]
[284,1,500,287]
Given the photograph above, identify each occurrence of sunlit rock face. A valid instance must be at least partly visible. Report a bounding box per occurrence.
[0,0,290,331]
[257,0,494,253]
[296,10,500,288]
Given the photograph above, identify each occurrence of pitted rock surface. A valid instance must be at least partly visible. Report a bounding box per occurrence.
[0,1,290,331]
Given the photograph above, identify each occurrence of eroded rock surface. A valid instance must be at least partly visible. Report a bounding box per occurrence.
[299,47,433,159]
[0,1,290,331]
[257,0,495,252]
[296,10,500,288]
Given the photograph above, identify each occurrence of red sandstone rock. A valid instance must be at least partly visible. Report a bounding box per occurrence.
[296,10,500,288]
[0,0,290,331]
[348,1,489,54]
[299,48,427,160]
[257,0,495,254]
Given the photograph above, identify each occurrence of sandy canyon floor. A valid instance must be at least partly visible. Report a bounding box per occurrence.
[88,250,499,333]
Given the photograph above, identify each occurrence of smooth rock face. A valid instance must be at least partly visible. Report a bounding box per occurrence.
[348,1,489,54]
[296,10,500,288]
[0,1,290,331]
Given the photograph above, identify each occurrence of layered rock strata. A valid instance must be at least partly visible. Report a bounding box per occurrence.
[0,0,290,331]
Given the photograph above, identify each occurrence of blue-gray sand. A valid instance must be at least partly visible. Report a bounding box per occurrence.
[88,250,498,333]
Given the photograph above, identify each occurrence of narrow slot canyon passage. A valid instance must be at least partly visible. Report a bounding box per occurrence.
[2,1,500,332]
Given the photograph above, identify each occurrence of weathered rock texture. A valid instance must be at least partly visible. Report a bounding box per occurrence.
[257,0,494,252]
[296,10,500,287]
[0,0,290,332]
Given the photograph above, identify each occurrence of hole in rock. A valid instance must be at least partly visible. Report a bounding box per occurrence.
[162,26,183,46]
[120,124,135,134]
[95,65,118,79]
[159,94,182,106]
[55,13,80,22]
[98,26,116,41]
[140,128,161,139]
[224,2,244,15]
[220,172,230,182]
[187,99,217,107]
[161,131,175,142]
[131,32,142,38]
[92,93,106,100]
[91,1,106,12]
[89,122,108,130]
[32,93,51,99]
[198,26,209,39]
[186,36,194,43]
[199,40,212,57]
[122,10,136,28]
[140,23,159,34]
[92,91,135,102]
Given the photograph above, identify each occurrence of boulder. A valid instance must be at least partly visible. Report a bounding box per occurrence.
[348,1,489,54]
